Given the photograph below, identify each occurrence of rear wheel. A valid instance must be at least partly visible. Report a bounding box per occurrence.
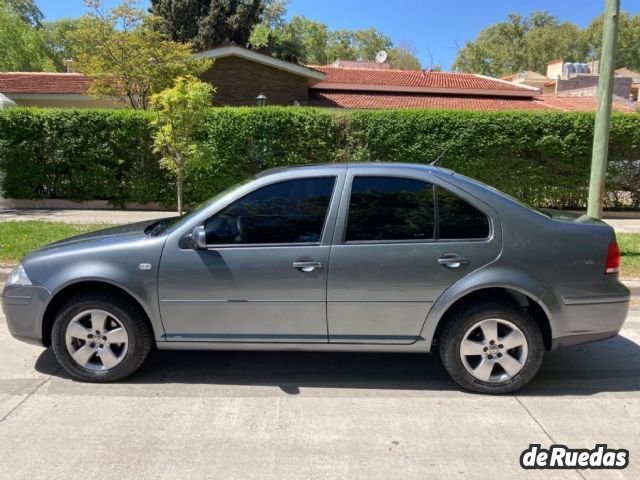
[51,294,152,382]
[439,301,544,394]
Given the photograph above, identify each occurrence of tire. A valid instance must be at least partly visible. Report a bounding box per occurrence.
[439,301,544,394]
[51,293,153,382]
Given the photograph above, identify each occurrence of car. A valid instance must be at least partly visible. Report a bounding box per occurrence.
[1,163,631,393]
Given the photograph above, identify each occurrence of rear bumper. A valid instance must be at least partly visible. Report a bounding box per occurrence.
[543,281,630,350]
[1,284,50,347]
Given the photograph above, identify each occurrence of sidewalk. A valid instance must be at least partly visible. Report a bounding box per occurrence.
[0,207,175,225]
[1,207,640,232]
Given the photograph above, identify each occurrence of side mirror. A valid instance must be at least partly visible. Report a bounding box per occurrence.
[190,225,207,250]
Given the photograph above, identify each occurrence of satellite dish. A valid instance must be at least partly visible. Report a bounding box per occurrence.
[375,50,387,63]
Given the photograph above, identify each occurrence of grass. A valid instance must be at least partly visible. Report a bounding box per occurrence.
[619,233,640,279]
[0,221,639,279]
[0,221,115,264]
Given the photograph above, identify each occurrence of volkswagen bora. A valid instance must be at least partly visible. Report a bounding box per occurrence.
[2,164,630,393]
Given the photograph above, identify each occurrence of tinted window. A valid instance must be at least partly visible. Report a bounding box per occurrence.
[346,176,435,242]
[437,187,490,239]
[205,177,335,244]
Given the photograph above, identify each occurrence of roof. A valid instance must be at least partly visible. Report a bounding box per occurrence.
[0,72,91,94]
[309,66,540,97]
[309,90,638,112]
[536,94,637,113]
[196,45,325,83]
[309,90,549,110]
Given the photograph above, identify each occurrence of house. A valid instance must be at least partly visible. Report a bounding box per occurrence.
[501,59,638,110]
[195,46,325,106]
[0,72,122,108]
[0,47,636,112]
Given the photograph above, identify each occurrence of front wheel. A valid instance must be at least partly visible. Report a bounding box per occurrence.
[439,301,544,394]
[51,294,153,382]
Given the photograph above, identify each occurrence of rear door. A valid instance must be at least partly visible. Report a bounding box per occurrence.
[326,167,501,344]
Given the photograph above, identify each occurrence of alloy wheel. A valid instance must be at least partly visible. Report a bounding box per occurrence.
[459,318,528,382]
[65,309,129,371]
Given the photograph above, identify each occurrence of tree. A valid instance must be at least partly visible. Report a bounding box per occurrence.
[151,76,215,214]
[6,0,42,26]
[584,12,640,71]
[150,0,265,50]
[0,0,57,71]
[41,18,84,71]
[387,42,422,70]
[73,0,212,109]
[453,11,589,76]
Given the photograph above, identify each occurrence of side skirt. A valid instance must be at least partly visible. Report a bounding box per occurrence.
[157,339,432,353]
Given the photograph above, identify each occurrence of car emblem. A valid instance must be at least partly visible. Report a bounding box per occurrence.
[138,263,152,270]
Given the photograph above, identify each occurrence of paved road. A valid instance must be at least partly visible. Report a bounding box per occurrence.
[1,297,639,479]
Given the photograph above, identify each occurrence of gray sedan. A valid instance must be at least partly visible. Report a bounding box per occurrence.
[2,164,630,393]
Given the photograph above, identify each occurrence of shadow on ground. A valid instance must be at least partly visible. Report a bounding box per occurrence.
[35,334,640,396]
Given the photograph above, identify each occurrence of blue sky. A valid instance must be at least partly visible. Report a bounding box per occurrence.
[37,0,640,69]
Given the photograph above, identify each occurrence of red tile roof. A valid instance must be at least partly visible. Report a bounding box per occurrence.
[536,94,637,113]
[309,90,638,112]
[309,66,539,96]
[0,72,91,94]
[309,91,550,111]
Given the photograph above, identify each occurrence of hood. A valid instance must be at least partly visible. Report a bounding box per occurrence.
[26,219,167,257]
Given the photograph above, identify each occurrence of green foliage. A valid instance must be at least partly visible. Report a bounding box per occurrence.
[1,108,639,211]
[583,12,640,71]
[453,10,640,76]
[453,12,589,76]
[151,76,215,213]
[249,7,394,65]
[387,44,422,70]
[150,0,264,50]
[0,0,57,71]
[72,0,213,109]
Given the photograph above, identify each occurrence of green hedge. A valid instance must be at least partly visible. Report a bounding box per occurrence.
[0,107,639,209]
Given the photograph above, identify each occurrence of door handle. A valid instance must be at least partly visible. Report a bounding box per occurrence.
[292,261,323,272]
[438,254,469,269]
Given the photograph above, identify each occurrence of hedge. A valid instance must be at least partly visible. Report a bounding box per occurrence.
[0,107,639,209]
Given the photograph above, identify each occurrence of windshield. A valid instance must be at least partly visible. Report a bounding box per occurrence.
[148,179,252,236]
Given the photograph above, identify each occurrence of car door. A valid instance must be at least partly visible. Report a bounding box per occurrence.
[158,174,342,343]
[327,168,501,344]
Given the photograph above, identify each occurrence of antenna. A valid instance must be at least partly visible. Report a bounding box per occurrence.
[375,50,387,63]
[429,130,466,166]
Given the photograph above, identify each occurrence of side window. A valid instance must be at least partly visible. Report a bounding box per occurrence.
[437,187,490,239]
[346,176,435,242]
[205,177,335,245]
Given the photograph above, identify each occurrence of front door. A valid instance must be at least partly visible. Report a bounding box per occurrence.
[158,176,338,343]
[327,171,501,344]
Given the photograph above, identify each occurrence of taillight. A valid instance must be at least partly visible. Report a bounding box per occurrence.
[605,242,620,274]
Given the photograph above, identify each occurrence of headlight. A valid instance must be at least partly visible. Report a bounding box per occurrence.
[6,265,32,286]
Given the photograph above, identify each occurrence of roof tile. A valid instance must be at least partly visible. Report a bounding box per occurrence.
[0,72,91,94]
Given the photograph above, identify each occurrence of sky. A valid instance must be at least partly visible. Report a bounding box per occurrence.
[37,0,640,70]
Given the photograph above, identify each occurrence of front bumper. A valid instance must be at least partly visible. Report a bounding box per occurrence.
[543,281,630,350]
[1,284,51,346]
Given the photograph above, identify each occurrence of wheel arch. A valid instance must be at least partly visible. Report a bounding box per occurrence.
[421,268,554,351]
[41,280,155,347]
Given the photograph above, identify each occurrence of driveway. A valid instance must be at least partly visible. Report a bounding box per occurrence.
[1,298,639,479]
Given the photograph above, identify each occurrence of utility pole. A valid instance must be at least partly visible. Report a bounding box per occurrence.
[587,0,620,218]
